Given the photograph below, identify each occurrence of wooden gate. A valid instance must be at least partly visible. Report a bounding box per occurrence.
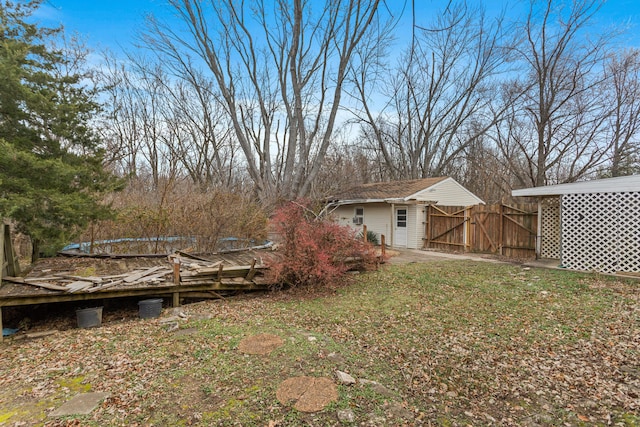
[424,203,537,258]
[424,205,468,251]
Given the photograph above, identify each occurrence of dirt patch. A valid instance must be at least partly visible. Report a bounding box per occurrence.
[237,333,284,355]
[275,376,338,412]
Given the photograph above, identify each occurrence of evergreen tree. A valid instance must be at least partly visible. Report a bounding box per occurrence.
[0,1,118,261]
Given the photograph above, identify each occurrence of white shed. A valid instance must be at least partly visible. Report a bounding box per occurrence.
[327,177,484,249]
[512,175,640,273]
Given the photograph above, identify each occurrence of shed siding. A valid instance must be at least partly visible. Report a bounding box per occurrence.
[332,203,391,243]
[406,205,416,249]
[414,179,481,206]
[333,203,429,249]
[406,204,426,249]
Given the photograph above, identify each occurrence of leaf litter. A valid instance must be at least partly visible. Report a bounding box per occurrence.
[0,261,638,426]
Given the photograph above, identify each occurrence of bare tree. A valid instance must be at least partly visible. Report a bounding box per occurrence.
[98,54,171,186]
[502,0,616,186]
[352,2,510,180]
[96,53,142,178]
[99,52,240,190]
[452,126,514,203]
[142,0,389,205]
[605,49,640,177]
[159,74,239,190]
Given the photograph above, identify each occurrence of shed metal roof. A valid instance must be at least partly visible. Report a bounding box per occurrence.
[512,175,640,197]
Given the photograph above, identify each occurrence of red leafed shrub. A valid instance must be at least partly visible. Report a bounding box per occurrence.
[267,200,378,289]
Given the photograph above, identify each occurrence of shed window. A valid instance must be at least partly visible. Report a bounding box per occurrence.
[353,207,364,225]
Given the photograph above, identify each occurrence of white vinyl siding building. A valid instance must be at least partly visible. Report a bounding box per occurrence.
[334,202,391,240]
[412,178,483,206]
[329,177,484,249]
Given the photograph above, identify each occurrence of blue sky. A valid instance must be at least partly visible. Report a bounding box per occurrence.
[36,0,640,53]
[37,0,167,51]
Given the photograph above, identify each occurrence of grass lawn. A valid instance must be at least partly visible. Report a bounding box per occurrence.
[1,261,638,426]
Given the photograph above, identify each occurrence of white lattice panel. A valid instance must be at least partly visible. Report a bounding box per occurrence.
[540,197,561,259]
[562,193,621,273]
[615,192,640,272]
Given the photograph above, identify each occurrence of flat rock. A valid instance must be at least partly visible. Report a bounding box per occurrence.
[359,379,393,396]
[25,330,58,339]
[337,408,356,423]
[171,307,188,317]
[173,327,199,337]
[336,370,356,385]
[327,352,345,363]
[385,402,414,420]
[164,322,179,332]
[49,392,109,417]
[189,313,213,321]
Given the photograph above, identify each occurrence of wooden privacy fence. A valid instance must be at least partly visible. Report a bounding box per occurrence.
[424,203,538,258]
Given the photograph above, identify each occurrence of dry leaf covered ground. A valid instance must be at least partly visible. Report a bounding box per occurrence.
[1,261,639,426]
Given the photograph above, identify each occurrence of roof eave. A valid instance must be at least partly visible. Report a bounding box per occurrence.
[512,175,640,197]
[328,198,438,205]
[512,188,561,197]
[327,198,387,205]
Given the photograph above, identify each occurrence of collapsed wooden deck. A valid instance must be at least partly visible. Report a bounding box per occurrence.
[0,247,275,341]
[2,251,273,303]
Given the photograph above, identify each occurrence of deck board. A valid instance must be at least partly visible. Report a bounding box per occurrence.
[0,249,278,307]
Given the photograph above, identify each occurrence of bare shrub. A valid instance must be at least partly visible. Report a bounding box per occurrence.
[79,177,267,253]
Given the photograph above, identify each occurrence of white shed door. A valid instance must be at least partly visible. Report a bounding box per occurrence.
[394,207,408,247]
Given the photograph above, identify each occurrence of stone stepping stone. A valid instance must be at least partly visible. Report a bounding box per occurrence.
[173,327,199,337]
[49,392,109,417]
[238,333,284,355]
[276,376,337,413]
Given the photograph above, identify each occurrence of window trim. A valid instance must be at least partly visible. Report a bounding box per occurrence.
[353,206,364,225]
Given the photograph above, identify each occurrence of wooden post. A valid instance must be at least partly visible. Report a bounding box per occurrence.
[173,258,180,285]
[499,204,504,256]
[0,224,15,342]
[381,234,386,257]
[0,224,5,283]
[172,258,180,307]
[363,225,368,243]
[172,292,180,307]
[464,206,471,252]
[1,223,19,278]
[245,258,257,280]
[89,221,95,254]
